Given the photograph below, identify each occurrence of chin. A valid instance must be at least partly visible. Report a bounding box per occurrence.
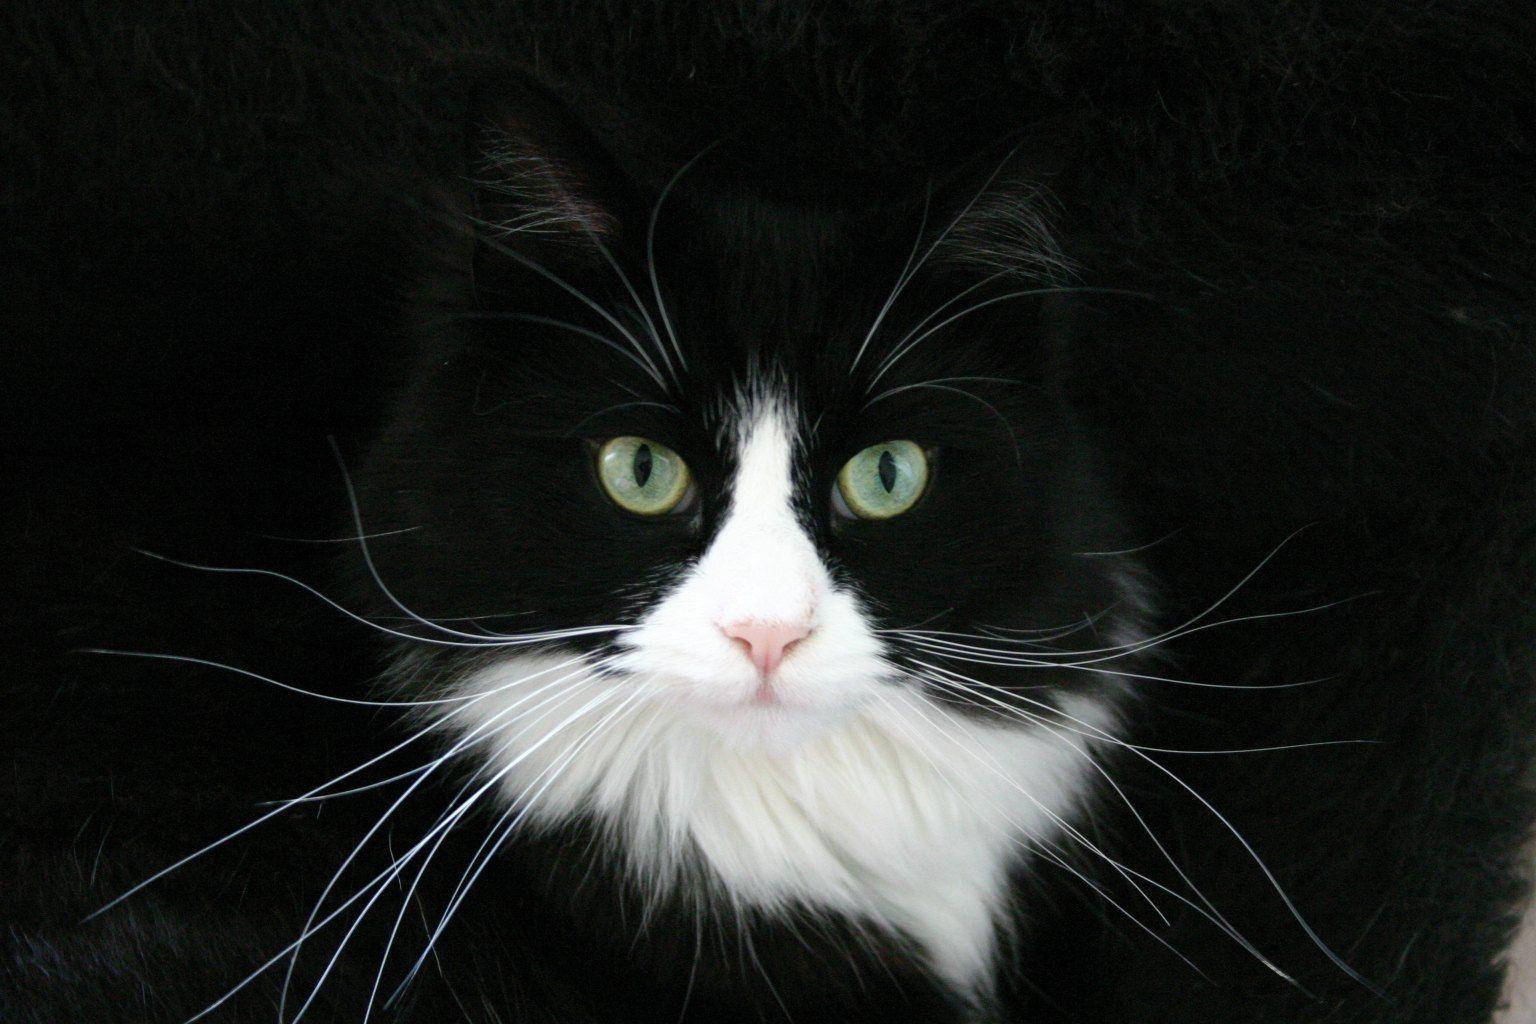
[688,692,859,753]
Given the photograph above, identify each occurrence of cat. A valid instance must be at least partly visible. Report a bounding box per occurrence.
[5,2,1535,1023]
[339,76,1151,1019]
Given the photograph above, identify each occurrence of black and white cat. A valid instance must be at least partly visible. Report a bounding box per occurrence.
[6,3,1535,1023]
[345,86,1149,1015]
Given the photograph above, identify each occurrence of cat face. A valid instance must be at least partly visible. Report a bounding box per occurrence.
[353,106,1147,988]
[607,393,890,750]
[367,198,1139,741]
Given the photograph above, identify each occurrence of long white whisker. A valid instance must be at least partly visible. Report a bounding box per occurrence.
[86,657,600,923]
[459,311,667,390]
[889,592,1369,670]
[276,656,621,1019]
[872,381,1026,465]
[849,145,1024,378]
[846,187,931,376]
[916,666,1374,757]
[876,690,1171,931]
[912,673,1292,981]
[332,439,566,645]
[909,660,1368,988]
[385,188,669,390]
[263,655,617,809]
[91,728,435,923]
[125,549,572,649]
[589,234,678,386]
[76,649,576,708]
[891,637,1342,692]
[863,374,1026,408]
[384,684,656,1009]
[647,144,717,378]
[871,692,1223,982]
[280,669,630,1022]
[1073,527,1184,558]
[171,660,615,1022]
[469,219,669,390]
[885,527,1327,669]
[865,283,1159,393]
[866,288,1077,391]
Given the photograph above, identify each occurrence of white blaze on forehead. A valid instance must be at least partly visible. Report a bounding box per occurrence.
[698,396,820,629]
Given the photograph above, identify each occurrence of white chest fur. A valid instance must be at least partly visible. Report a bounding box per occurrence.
[443,653,1105,992]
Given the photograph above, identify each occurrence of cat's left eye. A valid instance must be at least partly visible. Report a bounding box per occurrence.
[834,440,929,520]
[597,436,693,515]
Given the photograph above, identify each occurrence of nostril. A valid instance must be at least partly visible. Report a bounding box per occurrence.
[720,619,812,678]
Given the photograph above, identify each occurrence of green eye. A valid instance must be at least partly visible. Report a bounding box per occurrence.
[597,436,692,515]
[836,440,929,520]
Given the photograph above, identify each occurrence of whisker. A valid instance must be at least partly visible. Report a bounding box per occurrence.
[866,285,1157,392]
[332,439,554,646]
[1074,527,1184,558]
[880,381,1027,466]
[872,692,1209,975]
[886,527,1346,669]
[866,288,1059,391]
[889,637,1341,691]
[262,656,619,809]
[323,686,637,1024]
[387,183,671,390]
[916,667,1375,756]
[458,311,668,391]
[849,145,1024,378]
[171,662,617,1022]
[878,691,1170,927]
[280,670,631,1022]
[647,144,718,380]
[589,234,678,386]
[847,186,932,377]
[907,670,1294,983]
[77,649,540,708]
[90,652,605,925]
[384,684,656,1009]
[255,527,424,545]
[88,709,459,923]
[863,374,1028,409]
[907,661,1371,989]
[466,216,670,391]
[125,549,524,649]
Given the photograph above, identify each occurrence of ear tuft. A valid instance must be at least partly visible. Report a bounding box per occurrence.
[938,179,1073,282]
[474,121,618,243]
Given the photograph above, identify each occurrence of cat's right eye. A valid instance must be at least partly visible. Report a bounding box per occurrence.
[834,440,929,520]
[596,436,693,515]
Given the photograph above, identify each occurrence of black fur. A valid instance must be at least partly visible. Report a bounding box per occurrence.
[5,3,1535,1022]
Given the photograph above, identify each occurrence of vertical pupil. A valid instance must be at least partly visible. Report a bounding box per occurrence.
[633,443,653,487]
[877,450,897,493]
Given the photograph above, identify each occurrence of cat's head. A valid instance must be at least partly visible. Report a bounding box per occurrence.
[360,82,1143,740]
[350,86,1149,904]
[350,86,1150,978]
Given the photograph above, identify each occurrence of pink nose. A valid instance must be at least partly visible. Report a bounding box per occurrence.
[721,619,811,679]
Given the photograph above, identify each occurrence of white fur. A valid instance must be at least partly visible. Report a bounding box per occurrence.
[1495,834,1536,1022]
[436,397,1113,993]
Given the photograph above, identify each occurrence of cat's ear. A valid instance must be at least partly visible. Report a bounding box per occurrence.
[465,79,627,271]
[920,152,1076,379]
[928,146,1072,283]
[932,177,1070,283]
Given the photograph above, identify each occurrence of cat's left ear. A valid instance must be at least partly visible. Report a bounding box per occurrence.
[466,78,632,271]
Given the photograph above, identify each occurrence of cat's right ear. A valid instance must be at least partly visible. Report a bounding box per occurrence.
[464,80,628,281]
